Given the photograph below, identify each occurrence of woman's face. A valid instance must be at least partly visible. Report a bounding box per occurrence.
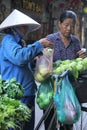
[18,26,28,35]
[59,18,75,38]
[15,25,29,38]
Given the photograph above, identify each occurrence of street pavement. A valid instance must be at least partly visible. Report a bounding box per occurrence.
[35,98,45,130]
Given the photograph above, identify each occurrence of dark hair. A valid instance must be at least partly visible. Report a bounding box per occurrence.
[1,28,13,34]
[59,10,77,24]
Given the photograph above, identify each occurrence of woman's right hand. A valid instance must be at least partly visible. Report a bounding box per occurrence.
[39,38,53,49]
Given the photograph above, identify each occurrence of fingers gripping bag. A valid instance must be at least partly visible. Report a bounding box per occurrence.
[54,73,81,124]
[34,48,53,82]
[36,76,54,110]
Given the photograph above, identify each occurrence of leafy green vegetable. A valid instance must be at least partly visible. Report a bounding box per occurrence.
[0,96,31,130]
[0,77,24,99]
[0,77,31,130]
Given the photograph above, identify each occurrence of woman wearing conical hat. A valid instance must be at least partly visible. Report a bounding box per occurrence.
[0,9,53,130]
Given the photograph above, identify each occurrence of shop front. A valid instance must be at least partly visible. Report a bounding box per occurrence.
[0,0,87,47]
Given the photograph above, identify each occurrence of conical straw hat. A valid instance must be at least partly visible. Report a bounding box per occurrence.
[0,9,41,32]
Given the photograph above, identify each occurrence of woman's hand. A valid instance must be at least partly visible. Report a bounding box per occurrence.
[77,48,87,58]
[39,38,53,49]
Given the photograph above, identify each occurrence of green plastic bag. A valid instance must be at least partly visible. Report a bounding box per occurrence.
[54,74,81,124]
[36,76,54,110]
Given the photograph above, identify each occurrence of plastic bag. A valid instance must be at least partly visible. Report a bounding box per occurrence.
[54,74,81,124]
[36,76,54,110]
[34,48,53,82]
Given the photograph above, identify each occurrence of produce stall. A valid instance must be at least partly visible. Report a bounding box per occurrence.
[34,56,87,130]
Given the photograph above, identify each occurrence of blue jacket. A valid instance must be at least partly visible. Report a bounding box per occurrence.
[0,34,44,96]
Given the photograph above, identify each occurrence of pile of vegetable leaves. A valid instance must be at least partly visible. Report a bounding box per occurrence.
[0,78,24,99]
[0,77,31,130]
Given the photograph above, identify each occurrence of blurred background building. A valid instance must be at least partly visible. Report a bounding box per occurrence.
[0,0,87,47]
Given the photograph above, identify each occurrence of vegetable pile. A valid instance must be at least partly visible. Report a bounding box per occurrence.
[0,78,24,99]
[0,77,31,130]
[53,57,87,78]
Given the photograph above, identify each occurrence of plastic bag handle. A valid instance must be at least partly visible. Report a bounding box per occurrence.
[59,70,69,78]
[55,70,69,94]
[55,75,62,94]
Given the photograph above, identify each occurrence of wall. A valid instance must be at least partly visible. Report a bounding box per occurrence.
[0,0,11,41]
[0,0,11,23]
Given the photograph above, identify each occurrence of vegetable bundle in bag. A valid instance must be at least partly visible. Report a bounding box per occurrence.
[54,74,81,124]
[36,76,54,110]
[34,48,53,82]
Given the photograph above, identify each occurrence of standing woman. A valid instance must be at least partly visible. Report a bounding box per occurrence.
[46,10,85,62]
[45,10,86,130]
[0,9,53,130]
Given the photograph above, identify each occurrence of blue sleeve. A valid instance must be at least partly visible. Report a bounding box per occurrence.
[2,35,44,66]
[0,44,1,74]
[0,62,1,74]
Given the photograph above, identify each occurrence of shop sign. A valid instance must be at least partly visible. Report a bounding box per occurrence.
[22,0,44,13]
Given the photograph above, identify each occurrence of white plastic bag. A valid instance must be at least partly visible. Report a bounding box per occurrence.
[34,48,53,82]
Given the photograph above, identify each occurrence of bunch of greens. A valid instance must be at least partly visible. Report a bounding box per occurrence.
[0,96,31,130]
[0,77,24,99]
[0,77,31,130]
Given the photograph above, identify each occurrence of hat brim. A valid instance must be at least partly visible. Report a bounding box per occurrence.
[0,9,41,32]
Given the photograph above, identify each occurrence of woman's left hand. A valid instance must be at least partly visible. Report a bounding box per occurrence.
[77,49,87,58]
